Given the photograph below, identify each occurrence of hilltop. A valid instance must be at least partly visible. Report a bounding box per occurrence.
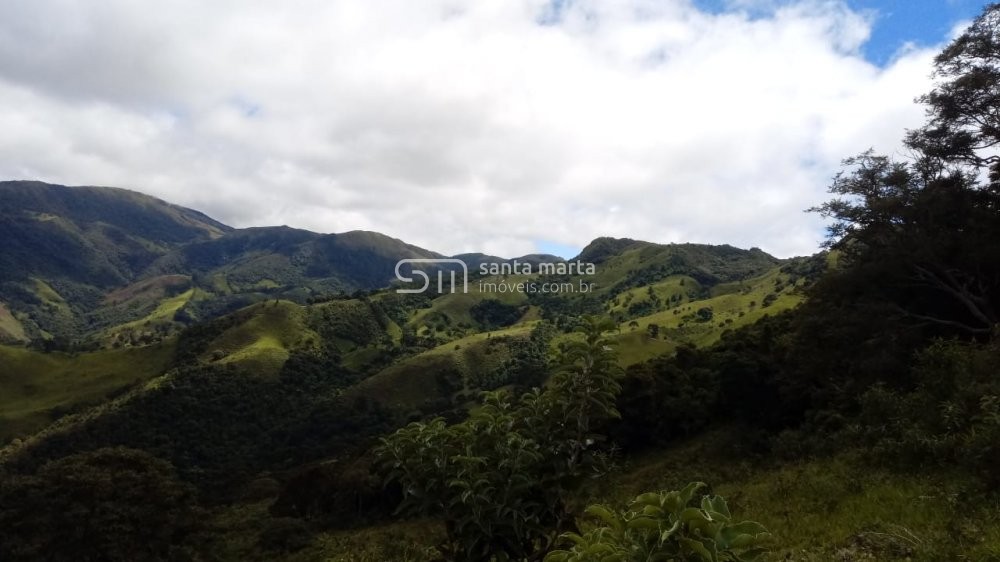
[0,180,803,445]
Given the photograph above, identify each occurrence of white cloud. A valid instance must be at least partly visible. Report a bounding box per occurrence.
[0,0,947,258]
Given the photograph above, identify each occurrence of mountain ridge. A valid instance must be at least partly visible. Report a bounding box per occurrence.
[0,180,785,346]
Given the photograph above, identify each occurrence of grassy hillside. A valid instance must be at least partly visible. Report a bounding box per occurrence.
[0,236,802,456]
[0,302,27,343]
[577,238,782,297]
[346,323,535,413]
[199,301,321,377]
[0,181,228,342]
[0,218,822,562]
[608,267,804,365]
[0,341,176,443]
[589,428,1000,560]
[0,182,795,361]
[0,183,454,347]
[228,427,999,561]
[6,234,992,561]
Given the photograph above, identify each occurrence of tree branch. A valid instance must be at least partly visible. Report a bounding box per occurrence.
[912,264,998,329]
[891,303,994,335]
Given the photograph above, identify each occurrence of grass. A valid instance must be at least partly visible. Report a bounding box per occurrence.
[98,287,196,344]
[346,324,533,412]
[292,520,442,562]
[345,267,801,410]
[211,273,233,294]
[422,323,534,354]
[200,301,319,377]
[144,288,195,321]
[277,427,1000,561]
[0,340,177,443]
[610,267,803,364]
[608,329,676,366]
[407,274,531,333]
[346,352,459,412]
[101,274,191,306]
[208,499,442,562]
[31,278,66,307]
[605,275,703,317]
[588,428,1000,561]
[0,302,27,342]
[341,346,388,372]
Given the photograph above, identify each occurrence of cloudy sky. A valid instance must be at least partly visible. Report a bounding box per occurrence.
[0,0,990,258]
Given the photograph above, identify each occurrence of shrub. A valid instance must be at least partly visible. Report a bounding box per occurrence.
[696,307,714,322]
[546,482,770,562]
[376,316,622,561]
[470,299,524,329]
[857,339,1000,488]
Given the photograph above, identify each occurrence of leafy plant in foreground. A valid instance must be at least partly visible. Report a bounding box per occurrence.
[376,315,622,561]
[546,482,770,562]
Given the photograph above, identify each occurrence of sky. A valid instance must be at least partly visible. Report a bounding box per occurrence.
[0,0,991,259]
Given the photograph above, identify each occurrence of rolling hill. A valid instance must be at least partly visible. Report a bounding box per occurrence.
[0,210,807,449]
[0,180,809,448]
[0,181,849,562]
[0,182,607,349]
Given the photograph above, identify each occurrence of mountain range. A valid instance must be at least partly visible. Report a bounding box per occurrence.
[0,180,811,447]
[0,180,787,348]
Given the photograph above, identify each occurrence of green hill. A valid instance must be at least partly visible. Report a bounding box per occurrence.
[0,240,802,448]
[0,341,176,442]
[0,182,792,357]
[0,181,229,342]
[0,181,822,560]
[0,183,448,346]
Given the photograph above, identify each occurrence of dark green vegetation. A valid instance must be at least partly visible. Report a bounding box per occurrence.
[0,447,203,561]
[376,317,625,560]
[545,482,770,562]
[3,5,1000,560]
[0,220,786,442]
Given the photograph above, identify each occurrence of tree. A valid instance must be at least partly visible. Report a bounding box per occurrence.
[0,448,202,561]
[907,4,1000,184]
[647,323,660,338]
[376,315,622,561]
[811,4,1000,337]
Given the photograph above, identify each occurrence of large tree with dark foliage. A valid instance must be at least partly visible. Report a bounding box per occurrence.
[812,4,1000,337]
[615,5,1000,455]
[908,4,1000,178]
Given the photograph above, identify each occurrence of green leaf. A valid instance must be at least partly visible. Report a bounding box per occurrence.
[635,492,663,507]
[701,495,731,519]
[678,537,717,562]
[659,520,682,544]
[678,482,707,506]
[626,516,662,531]
[584,504,622,531]
[720,521,769,548]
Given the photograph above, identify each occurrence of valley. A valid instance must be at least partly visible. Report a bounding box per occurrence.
[4,7,1000,557]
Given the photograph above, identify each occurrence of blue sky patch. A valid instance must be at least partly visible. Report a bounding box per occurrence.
[694,0,989,66]
[535,240,582,260]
